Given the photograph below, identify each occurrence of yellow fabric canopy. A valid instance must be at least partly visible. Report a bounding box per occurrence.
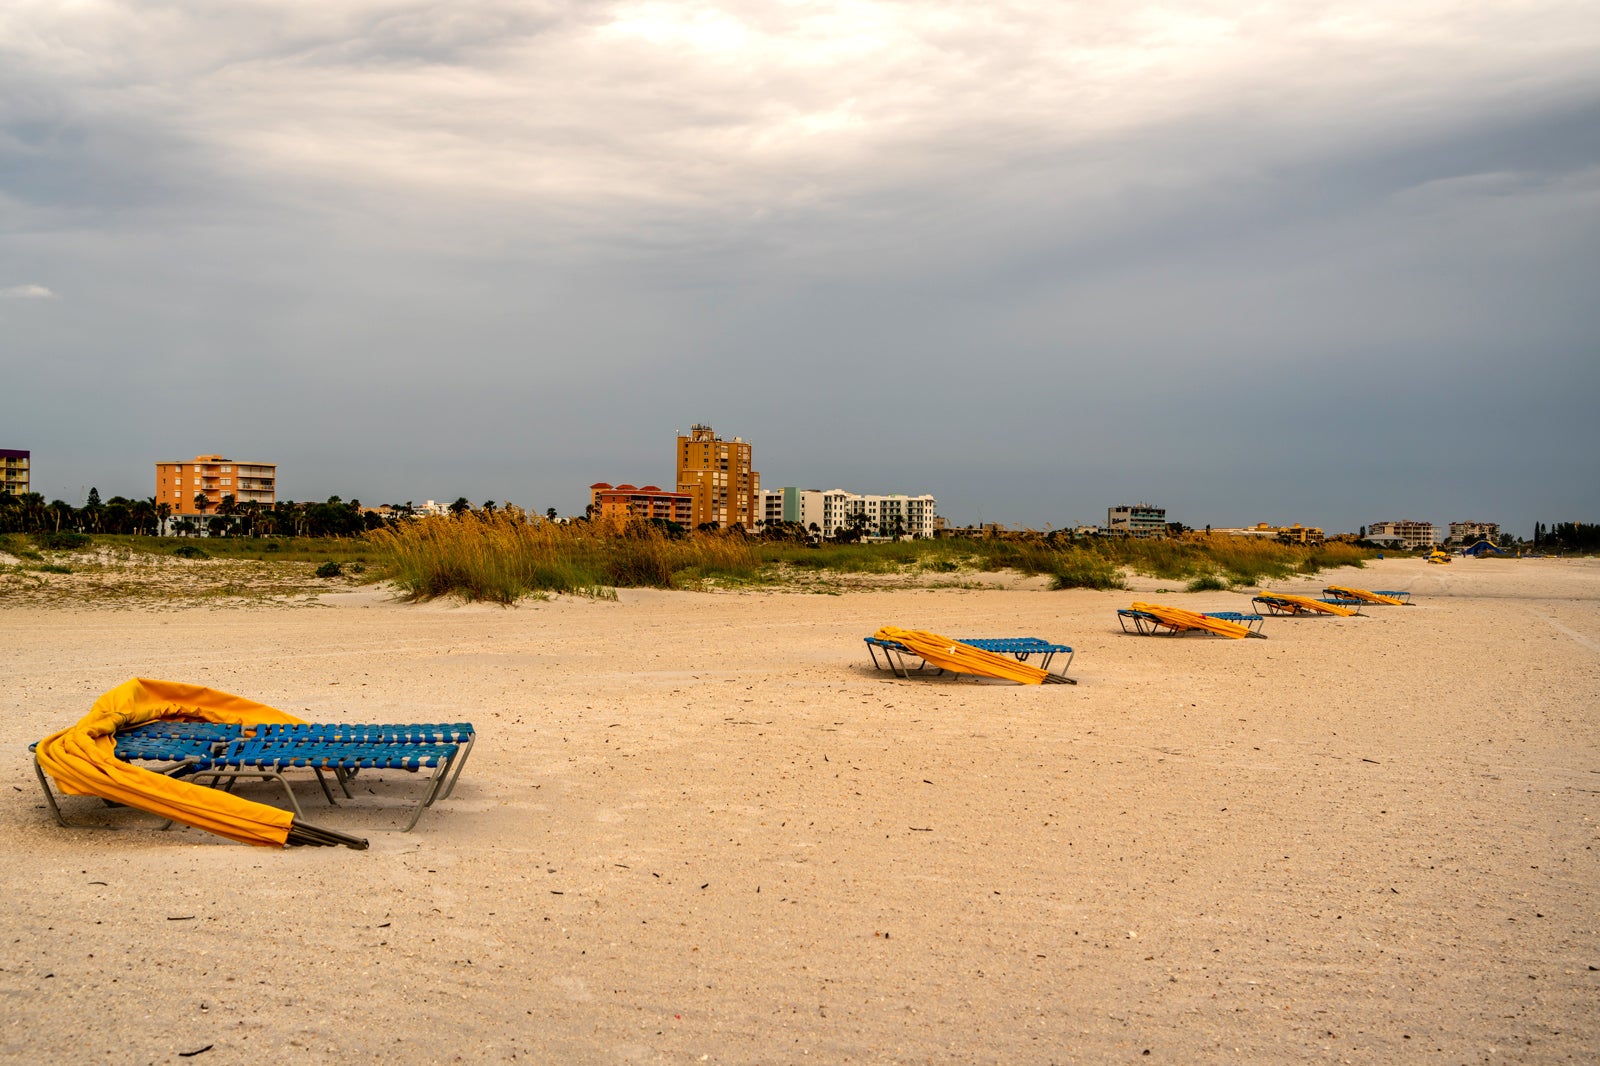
[1128,602,1254,639]
[33,678,308,848]
[872,626,1057,684]
[1325,585,1408,606]
[1257,591,1358,617]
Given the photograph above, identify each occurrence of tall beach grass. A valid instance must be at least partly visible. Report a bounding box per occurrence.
[369,512,760,603]
[369,518,1373,604]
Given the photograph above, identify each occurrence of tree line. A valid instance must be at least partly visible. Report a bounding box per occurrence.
[0,488,402,538]
[1532,522,1600,552]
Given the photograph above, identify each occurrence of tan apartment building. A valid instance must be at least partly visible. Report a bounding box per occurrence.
[1,449,28,496]
[155,455,277,515]
[589,483,694,526]
[676,425,759,530]
[1448,520,1500,544]
[1368,519,1437,550]
[1205,522,1325,545]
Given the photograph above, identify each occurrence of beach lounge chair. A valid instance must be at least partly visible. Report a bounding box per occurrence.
[32,679,477,844]
[255,722,476,800]
[865,629,1075,684]
[1324,585,1411,606]
[1117,604,1265,638]
[1250,593,1360,617]
[865,635,1073,678]
[203,735,463,833]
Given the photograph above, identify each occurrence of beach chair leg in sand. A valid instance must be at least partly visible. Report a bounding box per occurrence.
[864,637,936,678]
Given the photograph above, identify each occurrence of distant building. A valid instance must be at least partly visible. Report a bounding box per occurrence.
[1,449,28,496]
[1202,522,1322,544]
[589,482,694,526]
[759,488,937,540]
[1448,521,1500,544]
[155,455,276,516]
[676,425,760,530]
[1108,503,1167,537]
[1205,523,1280,539]
[1368,520,1437,550]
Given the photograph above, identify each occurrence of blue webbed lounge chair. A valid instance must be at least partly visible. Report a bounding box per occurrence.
[208,736,462,832]
[33,719,473,835]
[255,722,475,799]
[864,635,1074,683]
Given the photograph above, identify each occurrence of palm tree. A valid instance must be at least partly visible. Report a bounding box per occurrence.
[156,501,173,536]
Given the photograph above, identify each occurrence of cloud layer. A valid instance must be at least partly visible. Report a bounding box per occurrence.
[3,2,1597,530]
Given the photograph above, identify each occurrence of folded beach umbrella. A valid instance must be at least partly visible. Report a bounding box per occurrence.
[872,626,1068,684]
[1255,591,1359,617]
[33,677,366,849]
[1127,602,1257,639]
[1324,585,1409,606]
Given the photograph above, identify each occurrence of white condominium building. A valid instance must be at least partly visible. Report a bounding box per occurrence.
[760,488,937,540]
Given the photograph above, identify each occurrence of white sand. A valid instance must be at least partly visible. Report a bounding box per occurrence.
[2,556,1597,1063]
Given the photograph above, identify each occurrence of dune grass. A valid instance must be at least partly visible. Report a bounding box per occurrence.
[365,519,1374,603]
[369,512,760,603]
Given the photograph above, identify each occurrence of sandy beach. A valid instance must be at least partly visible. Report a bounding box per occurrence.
[3,555,1597,1064]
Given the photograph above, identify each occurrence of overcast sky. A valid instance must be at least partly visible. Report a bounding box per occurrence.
[3,1,1597,534]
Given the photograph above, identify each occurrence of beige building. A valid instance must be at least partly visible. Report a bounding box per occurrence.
[1,449,28,496]
[676,425,759,530]
[1369,519,1437,550]
[1448,521,1500,544]
[155,455,277,516]
[1204,523,1325,545]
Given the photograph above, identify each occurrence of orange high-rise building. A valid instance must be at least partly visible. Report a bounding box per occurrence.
[676,425,759,530]
[155,455,276,515]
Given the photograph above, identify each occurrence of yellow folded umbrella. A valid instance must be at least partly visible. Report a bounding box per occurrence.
[1256,592,1358,617]
[872,627,1067,684]
[1325,585,1407,606]
[33,678,363,848]
[1128,602,1255,639]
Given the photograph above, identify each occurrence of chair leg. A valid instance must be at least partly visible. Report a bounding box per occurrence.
[402,756,455,832]
[33,757,70,829]
[439,737,473,799]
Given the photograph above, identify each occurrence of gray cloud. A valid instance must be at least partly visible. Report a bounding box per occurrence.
[2,2,1597,532]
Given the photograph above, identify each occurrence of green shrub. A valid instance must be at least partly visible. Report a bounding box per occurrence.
[315,561,344,578]
[173,544,209,559]
[1048,553,1126,590]
[1186,573,1228,592]
[34,563,72,574]
[36,531,90,551]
